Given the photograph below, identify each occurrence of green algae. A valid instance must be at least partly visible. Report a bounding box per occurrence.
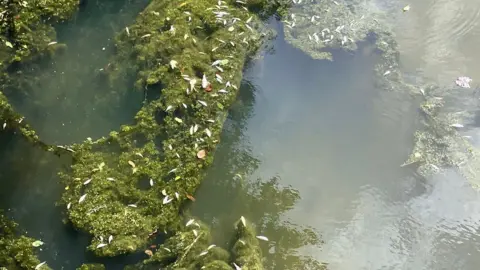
[0,213,51,270]
[59,0,289,258]
[76,263,106,270]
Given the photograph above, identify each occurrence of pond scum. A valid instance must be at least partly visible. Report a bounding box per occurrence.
[0,0,329,269]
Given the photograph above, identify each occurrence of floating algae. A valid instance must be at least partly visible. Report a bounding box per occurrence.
[0,213,51,270]
[58,0,297,258]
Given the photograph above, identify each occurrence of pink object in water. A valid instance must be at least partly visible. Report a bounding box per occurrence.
[455,76,472,88]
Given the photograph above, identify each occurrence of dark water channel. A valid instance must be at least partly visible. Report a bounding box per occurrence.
[2,1,480,270]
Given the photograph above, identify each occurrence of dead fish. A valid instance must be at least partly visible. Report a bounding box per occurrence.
[35,261,47,270]
[256,235,268,241]
[199,250,208,256]
[163,247,171,252]
[175,192,180,199]
[162,189,167,196]
[107,177,116,181]
[190,78,197,91]
[205,128,212,137]
[168,168,177,174]
[383,70,391,76]
[194,124,199,133]
[67,202,71,209]
[202,74,209,89]
[168,144,173,150]
[2,122,5,129]
[125,27,130,36]
[141,34,151,38]
[96,243,107,249]
[108,235,113,243]
[83,178,92,185]
[79,194,87,203]
[190,125,195,135]
[186,219,195,226]
[215,73,223,83]
[207,244,216,250]
[233,262,242,270]
[240,216,246,226]
[128,204,137,208]
[174,117,183,123]
[198,100,207,107]
[47,41,57,46]
[163,196,173,204]
[403,4,410,12]
[128,160,136,168]
[193,229,198,237]
[450,123,464,128]
[218,89,228,94]
[150,179,154,186]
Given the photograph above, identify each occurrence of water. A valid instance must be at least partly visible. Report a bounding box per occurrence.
[3,0,480,269]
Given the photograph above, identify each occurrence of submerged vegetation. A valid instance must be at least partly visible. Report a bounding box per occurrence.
[0,0,327,268]
[0,213,50,270]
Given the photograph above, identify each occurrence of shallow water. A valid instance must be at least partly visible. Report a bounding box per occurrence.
[2,0,480,269]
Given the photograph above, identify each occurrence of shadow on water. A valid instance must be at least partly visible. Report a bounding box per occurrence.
[4,0,149,145]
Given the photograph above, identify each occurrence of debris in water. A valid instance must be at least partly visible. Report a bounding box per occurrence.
[32,240,44,247]
[455,76,472,88]
[145,249,153,256]
[169,60,178,69]
[402,4,410,12]
[186,194,196,201]
[197,149,206,159]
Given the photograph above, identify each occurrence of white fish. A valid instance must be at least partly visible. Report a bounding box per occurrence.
[215,73,223,83]
[67,202,71,209]
[162,189,167,196]
[2,122,5,129]
[79,194,87,203]
[83,178,92,185]
[96,243,107,248]
[207,244,216,250]
[163,196,173,204]
[218,89,228,93]
[450,123,464,128]
[125,27,130,36]
[233,262,242,270]
[150,179,154,186]
[193,229,198,237]
[128,204,137,208]
[175,192,180,199]
[190,78,197,90]
[194,124,199,133]
[256,235,268,241]
[169,168,177,174]
[246,16,252,23]
[383,70,391,76]
[199,250,208,256]
[198,100,207,107]
[240,216,246,226]
[168,144,173,150]
[186,219,195,226]
[107,177,115,181]
[190,125,194,135]
[202,74,209,88]
[166,106,173,112]
[108,235,113,243]
[48,41,57,46]
[35,261,47,269]
[205,129,212,137]
[207,119,215,123]
[163,247,171,252]
[238,240,245,245]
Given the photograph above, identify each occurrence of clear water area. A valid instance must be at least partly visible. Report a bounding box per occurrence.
[192,21,480,270]
[6,0,148,145]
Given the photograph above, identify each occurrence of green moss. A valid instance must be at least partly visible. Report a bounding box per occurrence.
[76,263,106,270]
[59,0,276,257]
[0,213,51,270]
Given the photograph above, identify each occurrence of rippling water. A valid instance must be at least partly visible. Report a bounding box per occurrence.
[394,0,480,85]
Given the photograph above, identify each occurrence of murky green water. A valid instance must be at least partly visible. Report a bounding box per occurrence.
[3,0,480,269]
